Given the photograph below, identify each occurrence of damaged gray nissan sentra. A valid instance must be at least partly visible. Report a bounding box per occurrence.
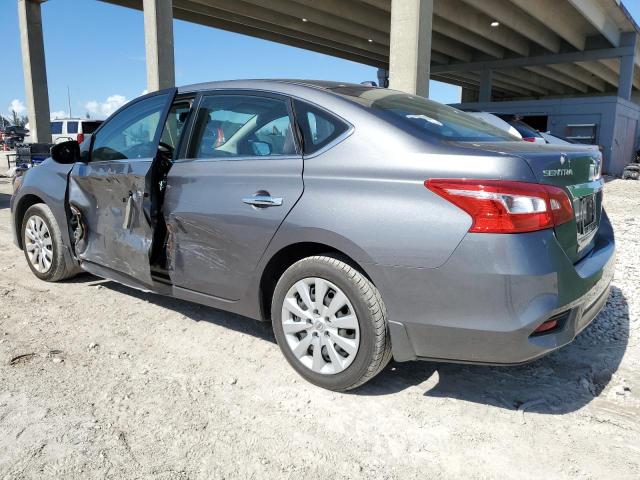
[11,80,614,391]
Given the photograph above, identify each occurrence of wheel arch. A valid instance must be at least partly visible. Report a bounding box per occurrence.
[258,241,375,322]
[14,193,46,249]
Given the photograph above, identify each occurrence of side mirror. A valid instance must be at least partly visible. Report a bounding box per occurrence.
[250,140,272,156]
[50,140,81,164]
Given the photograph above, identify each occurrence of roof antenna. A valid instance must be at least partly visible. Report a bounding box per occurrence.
[67,85,72,118]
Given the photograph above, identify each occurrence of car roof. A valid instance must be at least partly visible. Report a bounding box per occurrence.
[178,79,369,95]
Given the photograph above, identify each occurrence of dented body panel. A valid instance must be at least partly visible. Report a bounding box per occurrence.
[68,159,155,286]
[164,155,304,301]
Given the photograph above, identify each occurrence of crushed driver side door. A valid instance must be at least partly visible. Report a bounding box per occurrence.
[68,89,176,289]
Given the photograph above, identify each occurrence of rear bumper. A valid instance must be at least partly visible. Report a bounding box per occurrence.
[369,211,616,364]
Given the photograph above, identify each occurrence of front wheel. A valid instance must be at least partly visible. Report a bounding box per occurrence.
[21,204,76,282]
[272,255,391,391]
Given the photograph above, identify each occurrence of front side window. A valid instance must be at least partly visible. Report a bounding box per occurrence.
[51,122,62,135]
[66,121,78,134]
[331,86,514,142]
[188,94,297,159]
[91,93,170,162]
[159,100,193,157]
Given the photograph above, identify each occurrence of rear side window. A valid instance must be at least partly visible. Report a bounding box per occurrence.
[294,100,349,154]
[81,121,102,134]
[51,122,62,134]
[66,121,78,134]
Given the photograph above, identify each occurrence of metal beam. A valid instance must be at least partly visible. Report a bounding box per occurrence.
[290,0,389,39]
[524,66,589,93]
[431,32,472,63]
[575,61,619,88]
[433,0,530,56]
[566,0,620,47]
[547,63,606,91]
[173,0,388,65]
[498,68,570,94]
[431,46,635,73]
[189,0,389,58]
[599,58,640,89]
[508,0,591,50]
[432,16,504,59]
[173,7,386,67]
[458,0,561,53]
[241,0,389,46]
[492,71,548,95]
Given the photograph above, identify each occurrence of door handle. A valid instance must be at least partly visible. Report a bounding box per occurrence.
[242,195,283,207]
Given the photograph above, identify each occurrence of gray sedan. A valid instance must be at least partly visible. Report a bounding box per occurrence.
[10,80,614,391]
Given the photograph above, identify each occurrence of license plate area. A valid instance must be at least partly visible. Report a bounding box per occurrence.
[575,194,597,239]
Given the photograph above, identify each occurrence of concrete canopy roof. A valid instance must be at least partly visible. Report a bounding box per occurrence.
[100,0,640,100]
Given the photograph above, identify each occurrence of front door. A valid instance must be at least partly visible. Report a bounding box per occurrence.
[68,89,176,287]
[163,92,304,301]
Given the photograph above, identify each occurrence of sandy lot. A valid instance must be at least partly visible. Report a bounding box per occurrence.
[0,176,638,479]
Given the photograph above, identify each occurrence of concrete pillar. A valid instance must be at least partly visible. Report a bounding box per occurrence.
[143,0,175,91]
[479,68,493,103]
[388,0,433,97]
[376,68,389,88]
[618,32,637,101]
[17,0,51,144]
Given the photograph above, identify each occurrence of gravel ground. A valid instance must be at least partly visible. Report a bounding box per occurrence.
[0,177,638,479]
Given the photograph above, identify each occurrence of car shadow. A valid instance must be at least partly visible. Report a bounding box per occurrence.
[74,275,276,344]
[357,286,629,414]
[70,274,628,414]
[0,192,12,210]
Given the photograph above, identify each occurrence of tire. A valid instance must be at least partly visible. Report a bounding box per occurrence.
[21,204,76,282]
[272,255,392,391]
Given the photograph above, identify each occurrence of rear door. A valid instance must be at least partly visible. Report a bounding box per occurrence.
[163,91,303,300]
[68,89,176,288]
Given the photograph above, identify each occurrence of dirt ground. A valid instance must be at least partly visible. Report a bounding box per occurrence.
[0,176,638,479]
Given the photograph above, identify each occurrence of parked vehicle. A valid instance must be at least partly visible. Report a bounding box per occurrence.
[461,111,522,140]
[494,115,547,144]
[11,81,614,391]
[49,118,103,145]
[1,124,30,148]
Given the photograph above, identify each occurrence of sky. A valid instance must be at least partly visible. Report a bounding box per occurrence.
[1,0,639,121]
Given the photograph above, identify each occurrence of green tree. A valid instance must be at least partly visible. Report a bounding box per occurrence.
[10,110,27,127]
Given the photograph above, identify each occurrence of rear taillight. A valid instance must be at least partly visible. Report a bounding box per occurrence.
[425,179,574,234]
[522,137,536,142]
[77,133,84,144]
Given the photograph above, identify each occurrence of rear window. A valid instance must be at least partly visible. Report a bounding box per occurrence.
[330,86,514,142]
[81,121,102,134]
[66,121,78,134]
[51,121,62,134]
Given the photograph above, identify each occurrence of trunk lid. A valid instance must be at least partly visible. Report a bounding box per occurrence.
[454,142,604,263]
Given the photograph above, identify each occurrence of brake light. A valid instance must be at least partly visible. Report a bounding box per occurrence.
[522,137,536,142]
[425,179,574,234]
[77,133,84,144]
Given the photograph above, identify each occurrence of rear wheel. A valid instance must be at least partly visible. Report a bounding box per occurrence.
[272,255,391,391]
[21,204,75,282]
